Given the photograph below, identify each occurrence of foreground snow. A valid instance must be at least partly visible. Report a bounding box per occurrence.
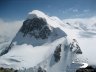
[64,27,96,65]
[0,37,65,69]
[1,10,95,72]
[0,10,75,72]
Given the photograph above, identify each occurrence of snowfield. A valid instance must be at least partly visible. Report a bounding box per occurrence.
[0,10,96,72]
[63,18,96,65]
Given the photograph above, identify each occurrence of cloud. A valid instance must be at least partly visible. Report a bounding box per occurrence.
[83,9,89,13]
[64,8,78,13]
[63,16,96,25]
[0,19,23,39]
[73,9,78,12]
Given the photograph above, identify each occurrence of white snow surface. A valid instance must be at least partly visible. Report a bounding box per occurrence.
[1,10,96,72]
[0,10,70,71]
[63,18,96,65]
[28,10,47,19]
[63,17,96,32]
[0,37,64,69]
[28,10,65,29]
[10,10,67,47]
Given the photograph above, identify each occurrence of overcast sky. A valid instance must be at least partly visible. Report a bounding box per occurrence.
[0,0,96,21]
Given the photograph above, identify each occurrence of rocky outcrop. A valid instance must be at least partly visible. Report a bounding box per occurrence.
[20,18,51,39]
[37,67,46,72]
[0,67,18,72]
[54,44,61,62]
[76,66,96,72]
[70,39,82,54]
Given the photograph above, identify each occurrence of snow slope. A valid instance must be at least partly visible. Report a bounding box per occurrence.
[63,17,96,32]
[0,10,83,72]
[64,18,96,65]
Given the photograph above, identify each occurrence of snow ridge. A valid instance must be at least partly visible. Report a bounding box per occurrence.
[0,10,83,72]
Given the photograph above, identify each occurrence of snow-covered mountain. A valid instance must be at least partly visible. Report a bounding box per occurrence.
[62,18,96,67]
[63,18,96,32]
[0,10,83,72]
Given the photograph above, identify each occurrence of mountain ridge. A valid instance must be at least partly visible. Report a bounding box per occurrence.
[0,10,83,72]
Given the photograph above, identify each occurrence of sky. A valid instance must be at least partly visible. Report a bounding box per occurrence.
[0,0,96,21]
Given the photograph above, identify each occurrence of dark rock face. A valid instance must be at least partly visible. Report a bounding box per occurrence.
[0,67,18,72]
[0,42,13,56]
[37,67,46,72]
[76,66,96,72]
[70,39,82,54]
[54,44,61,62]
[20,18,51,39]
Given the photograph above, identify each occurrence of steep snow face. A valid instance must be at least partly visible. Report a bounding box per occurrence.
[12,10,67,46]
[0,10,83,72]
[28,10,65,29]
[0,37,65,70]
[0,37,82,71]
[0,10,67,56]
[27,10,47,20]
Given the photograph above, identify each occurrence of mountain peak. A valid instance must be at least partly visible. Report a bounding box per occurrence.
[27,10,47,19]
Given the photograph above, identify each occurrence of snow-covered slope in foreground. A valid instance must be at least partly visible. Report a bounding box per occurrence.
[63,18,96,67]
[0,10,83,72]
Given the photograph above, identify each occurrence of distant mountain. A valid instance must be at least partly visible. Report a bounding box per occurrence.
[63,18,96,32]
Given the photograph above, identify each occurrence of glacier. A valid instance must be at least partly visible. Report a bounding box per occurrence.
[0,10,84,72]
